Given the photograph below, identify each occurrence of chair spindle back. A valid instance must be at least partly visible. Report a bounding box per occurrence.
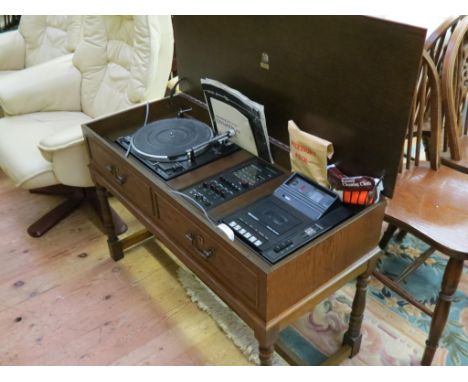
[401,51,442,171]
[442,16,468,161]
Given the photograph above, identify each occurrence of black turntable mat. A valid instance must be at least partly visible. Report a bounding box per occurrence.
[131,118,213,161]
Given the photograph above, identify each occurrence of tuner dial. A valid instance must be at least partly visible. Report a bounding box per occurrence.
[241,180,250,188]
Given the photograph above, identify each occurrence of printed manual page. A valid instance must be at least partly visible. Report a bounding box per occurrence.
[201,78,273,162]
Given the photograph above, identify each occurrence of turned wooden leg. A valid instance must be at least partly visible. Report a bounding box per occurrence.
[395,229,408,243]
[421,257,464,366]
[96,185,124,261]
[86,188,127,235]
[255,327,279,366]
[379,224,397,249]
[343,259,376,357]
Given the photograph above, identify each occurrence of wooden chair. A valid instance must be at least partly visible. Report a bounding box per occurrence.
[398,17,464,171]
[0,15,20,32]
[425,16,463,72]
[375,51,468,365]
[440,17,468,172]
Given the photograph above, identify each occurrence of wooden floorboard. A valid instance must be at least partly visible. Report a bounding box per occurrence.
[0,170,251,365]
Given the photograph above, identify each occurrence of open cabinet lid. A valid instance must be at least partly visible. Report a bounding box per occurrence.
[172,16,426,197]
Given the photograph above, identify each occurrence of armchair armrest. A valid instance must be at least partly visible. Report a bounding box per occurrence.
[38,123,94,188]
[0,54,82,116]
[39,123,89,157]
[0,30,25,70]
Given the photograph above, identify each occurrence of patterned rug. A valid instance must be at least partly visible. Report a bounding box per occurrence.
[178,233,468,365]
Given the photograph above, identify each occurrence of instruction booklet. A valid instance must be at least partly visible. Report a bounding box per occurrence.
[201,78,273,163]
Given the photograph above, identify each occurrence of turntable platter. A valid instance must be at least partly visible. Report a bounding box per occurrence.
[131,118,213,162]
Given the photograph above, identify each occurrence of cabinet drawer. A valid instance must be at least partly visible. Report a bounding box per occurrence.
[88,140,153,214]
[157,194,259,307]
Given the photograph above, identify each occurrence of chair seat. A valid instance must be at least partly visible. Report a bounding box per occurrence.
[0,111,91,189]
[386,162,468,259]
[441,135,468,174]
[0,70,18,79]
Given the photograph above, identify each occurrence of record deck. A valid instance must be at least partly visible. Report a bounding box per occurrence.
[116,117,238,180]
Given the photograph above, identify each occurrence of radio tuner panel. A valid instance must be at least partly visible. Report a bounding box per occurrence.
[182,159,282,209]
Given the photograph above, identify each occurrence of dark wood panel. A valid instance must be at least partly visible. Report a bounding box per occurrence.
[266,200,385,320]
[157,193,260,308]
[91,170,269,331]
[84,125,273,274]
[88,140,154,215]
[173,15,426,197]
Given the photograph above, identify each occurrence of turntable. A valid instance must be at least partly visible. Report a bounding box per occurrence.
[116,116,238,180]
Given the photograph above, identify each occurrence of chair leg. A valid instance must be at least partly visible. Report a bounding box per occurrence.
[29,184,79,196]
[421,257,464,365]
[27,185,127,238]
[379,224,397,249]
[380,221,407,248]
[395,229,408,243]
[27,191,85,237]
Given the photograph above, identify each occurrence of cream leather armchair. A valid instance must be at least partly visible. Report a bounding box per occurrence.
[0,15,174,236]
[0,16,82,79]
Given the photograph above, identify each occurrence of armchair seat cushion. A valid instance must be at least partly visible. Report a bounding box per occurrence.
[0,111,91,189]
[0,71,17,79]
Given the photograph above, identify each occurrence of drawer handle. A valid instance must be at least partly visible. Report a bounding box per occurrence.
[185,233,214,259]
[105,164,127,185]
[115,174,127,185]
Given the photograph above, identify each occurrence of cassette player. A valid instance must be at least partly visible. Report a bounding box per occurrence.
[222,173,355,263]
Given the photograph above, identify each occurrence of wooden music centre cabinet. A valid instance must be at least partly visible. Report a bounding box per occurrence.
[82,16,426,365]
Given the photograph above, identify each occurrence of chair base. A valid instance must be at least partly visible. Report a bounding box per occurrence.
[27,185,127,238]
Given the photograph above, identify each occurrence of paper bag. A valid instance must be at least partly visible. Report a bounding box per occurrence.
[288,120,334,187]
